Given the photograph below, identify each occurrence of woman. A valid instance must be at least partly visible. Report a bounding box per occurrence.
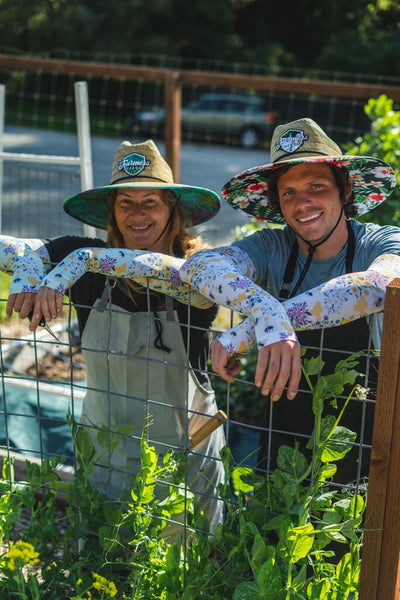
[5,139,225,537]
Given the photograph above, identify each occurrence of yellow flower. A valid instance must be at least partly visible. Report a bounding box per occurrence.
[92,572,117,597]
[7,541,39,570]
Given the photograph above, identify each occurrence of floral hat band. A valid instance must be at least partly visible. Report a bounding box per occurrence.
[222,117,396,224]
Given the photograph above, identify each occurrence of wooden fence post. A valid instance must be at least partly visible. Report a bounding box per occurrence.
[163,71,181,182]
[359,278,400,599]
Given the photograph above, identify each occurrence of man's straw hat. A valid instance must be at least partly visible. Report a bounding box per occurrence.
[222,118,396,223]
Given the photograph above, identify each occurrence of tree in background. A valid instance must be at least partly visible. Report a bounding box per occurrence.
[345,94,400,227]
[0,0,400,77]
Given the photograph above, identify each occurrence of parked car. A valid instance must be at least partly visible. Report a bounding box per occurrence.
[130,92,277,148]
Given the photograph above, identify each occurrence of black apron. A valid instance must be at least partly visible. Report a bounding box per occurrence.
[257,221,377,483]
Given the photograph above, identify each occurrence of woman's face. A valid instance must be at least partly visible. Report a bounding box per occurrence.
[114,188,171,251]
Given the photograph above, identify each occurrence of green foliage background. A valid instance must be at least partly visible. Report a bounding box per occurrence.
[345,94,400,227]
[0,0,400,76]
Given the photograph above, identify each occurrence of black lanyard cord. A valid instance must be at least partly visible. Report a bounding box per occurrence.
[279,208,354,300]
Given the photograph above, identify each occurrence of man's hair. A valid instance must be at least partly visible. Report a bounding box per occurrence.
[267,163,357,218]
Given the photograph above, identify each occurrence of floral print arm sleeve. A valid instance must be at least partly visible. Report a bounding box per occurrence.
[216,253,400,355]
[41,247,214,308]
[180,245,298,349]
[0,236,49,293]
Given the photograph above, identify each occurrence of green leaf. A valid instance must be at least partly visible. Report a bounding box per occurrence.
[232,466,255,494]
[76,427,96,465]
[286,523,315,563]
[262,514,290,532]
[140,438,158,470]
[303,355,324,377]
[220,445,234,474]
[307,578,331,598]
[233,581,262,600]
[321,426,357,462]
[336,551,360,590]
[277,445,308,480]
[312,376,328,416]
[256,556,282,599]
[251,533,269,569]
[165,543,181,573]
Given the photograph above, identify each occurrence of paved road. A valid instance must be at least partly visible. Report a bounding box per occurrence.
[2,126,269,245]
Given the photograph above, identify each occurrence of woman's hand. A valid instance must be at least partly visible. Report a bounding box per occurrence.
[6,292,36,319]
[28,287,63,330]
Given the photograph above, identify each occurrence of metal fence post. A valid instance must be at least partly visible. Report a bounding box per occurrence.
[74,81,95,237]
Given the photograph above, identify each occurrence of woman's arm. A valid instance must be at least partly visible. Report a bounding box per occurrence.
[0,235,50,292]
[39,246,214,308]
[0,235,52,319]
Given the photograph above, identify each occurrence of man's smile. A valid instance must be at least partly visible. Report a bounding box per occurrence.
[297,212,323,223]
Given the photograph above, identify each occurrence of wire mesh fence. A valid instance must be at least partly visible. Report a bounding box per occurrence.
[1,162,83,238]
[0,52,399,597]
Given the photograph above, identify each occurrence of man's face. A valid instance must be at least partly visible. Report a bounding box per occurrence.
[277,163,349,250]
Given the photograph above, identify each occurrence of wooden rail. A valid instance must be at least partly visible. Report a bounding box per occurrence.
[1,53,400,180]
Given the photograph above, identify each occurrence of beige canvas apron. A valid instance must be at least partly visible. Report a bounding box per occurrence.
[80,284,225,535]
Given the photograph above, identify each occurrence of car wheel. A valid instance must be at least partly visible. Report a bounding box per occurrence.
[239,127,260,148]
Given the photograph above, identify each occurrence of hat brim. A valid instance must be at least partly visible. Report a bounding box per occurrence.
[63,183,221,229]
[222,155,397,224]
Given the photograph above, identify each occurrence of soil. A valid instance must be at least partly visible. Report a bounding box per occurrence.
[25,346,86,381]
[1,317,87,381]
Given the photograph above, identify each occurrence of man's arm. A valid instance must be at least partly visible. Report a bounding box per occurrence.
[180,246,301,400]
[212,253,400,386]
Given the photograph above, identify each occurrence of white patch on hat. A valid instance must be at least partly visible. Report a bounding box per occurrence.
[118,152,150,177]
[276,129,309,154]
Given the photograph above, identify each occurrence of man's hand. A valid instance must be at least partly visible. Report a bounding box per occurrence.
[6,292,36,319]
[28,287,63,330]
[255,340,301,401]
[211,338,243,383]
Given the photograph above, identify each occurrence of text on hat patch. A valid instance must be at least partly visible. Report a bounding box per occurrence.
[276,129,309,154]
[118,153,150,177]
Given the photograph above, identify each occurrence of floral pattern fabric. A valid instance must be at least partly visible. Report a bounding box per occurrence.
[222,156,396,223]
[2,236,400,357]
[180,246,400,354]
[40,247,213,308]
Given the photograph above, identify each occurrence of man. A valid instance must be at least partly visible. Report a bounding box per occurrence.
[180,117,400,481]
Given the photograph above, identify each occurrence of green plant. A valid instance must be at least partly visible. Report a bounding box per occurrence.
[0,355,366,598]
[344,94,400,227]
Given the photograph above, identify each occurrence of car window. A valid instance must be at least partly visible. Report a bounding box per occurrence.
[195,98,219,111]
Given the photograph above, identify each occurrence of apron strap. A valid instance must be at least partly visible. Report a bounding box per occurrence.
[279,220,355,300]
[96,278,176,353]
[95,277,117,310]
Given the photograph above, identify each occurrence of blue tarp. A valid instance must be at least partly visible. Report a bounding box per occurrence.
[0,379,83,464]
